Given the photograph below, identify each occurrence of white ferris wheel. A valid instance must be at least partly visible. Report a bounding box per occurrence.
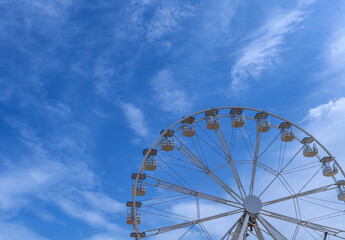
[128,107,345,240]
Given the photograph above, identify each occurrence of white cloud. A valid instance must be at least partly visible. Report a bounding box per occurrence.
[0,117,126,236]
[303,97,345,162]
[0,221,48,240]
[327,31,345,69]
[126,0,194,42]
[230,9,305,96]
[146,1,195,42]
[120,102,150,137]
[150,69,193,115]
[55,197,123,232]
[318,29,345,88]
[83,191,123,214]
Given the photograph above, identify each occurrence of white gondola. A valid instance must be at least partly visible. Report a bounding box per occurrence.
[161,138,174,151]
[143,149,158,170]
[182,124,196,137]
[143,159,157,171]
[206,116,219,130]
[231,115,245,128]
[132,182,146,196]
[257,119,271,132]
[322,162,338,177]
[127,208,141,225]
[281,128,295,142]
[303,143,318,157]
[337,186,345,201]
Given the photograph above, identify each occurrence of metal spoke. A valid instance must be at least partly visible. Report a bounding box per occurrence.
[257,215,287,240]
[143,205,194,220]
[144,209,243,237]
[177,224,195,240]
[259,146,303,197]
[261,210,345,237]
[141,209,190,222]
[174,134,243,203]
[220,216,243,240]
[144,176,242,208]
[231,213,247,240]
[239,128,254,159]
[142,195,191,207]
[249,131,261,195]
[159,156,195,189]
[238,213,250,240]
[263,183,337,206]
[216,124,246,198]
[199,222,212,240]
[253,221,265,240]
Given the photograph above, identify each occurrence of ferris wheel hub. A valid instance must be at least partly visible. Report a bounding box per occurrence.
[243,195,262,214]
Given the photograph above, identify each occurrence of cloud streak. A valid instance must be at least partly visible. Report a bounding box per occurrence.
[230,9,305,96]
[150,69,193,115]
[120,102,150,137]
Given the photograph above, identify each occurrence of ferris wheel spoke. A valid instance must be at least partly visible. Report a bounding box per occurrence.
[158,158,195,189]
[144,208,243,237]
[253,221,265,240]
[177,224,196,240]
[174,134,243,203]
[144,176,242,208]
[249,131,262,195]
[261,210,345,237]
[258,146,303,197]
[282,162,321,175]
[302,225,320,239]
[299,197,345,214]
[256,215,287,240]
[263,183,337,206]
[257,161,279,177]
[143,195,191,207]
[256,131,281,161]
[215,124,246,198]
[306,210,345,222]
[298,167,322,193]
[143,205,195,221]
[238,213,250,240]
[219,215,243,240]
[198,222,212,240]
[239,128,254,159]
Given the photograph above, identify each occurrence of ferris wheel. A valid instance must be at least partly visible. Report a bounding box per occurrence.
[128,107,345,239]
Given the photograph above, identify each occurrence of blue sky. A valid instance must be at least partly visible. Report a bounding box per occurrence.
[1,0,345,239]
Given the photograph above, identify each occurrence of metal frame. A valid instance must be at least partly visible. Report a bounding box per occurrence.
[131,106,345,239]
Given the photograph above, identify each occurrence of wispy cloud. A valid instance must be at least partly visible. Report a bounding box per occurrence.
[146,1,195,42]
[327,30,345,71]
[0,117,125,237]
[317,28,345,89]
[303,97,345,158]
[150,69,193,115]
[230,9,305,96]
[120,102,150,137]
[55,197,123,232]
[126,0,195,42]
[0,221,49,240]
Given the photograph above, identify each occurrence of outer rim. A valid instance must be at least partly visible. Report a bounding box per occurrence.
[131,106,345,237]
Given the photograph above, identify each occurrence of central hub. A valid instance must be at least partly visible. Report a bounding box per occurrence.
[243,195,262,214]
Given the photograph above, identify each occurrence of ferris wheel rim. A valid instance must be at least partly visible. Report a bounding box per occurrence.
[131,106,345,239]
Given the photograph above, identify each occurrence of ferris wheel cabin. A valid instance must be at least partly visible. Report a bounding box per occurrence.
[336,180,345,201]
[160,130,175,151]
[143,149,157,171]
[320,157,338,177]
[181,116,196,137]
[301,137,318,157]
